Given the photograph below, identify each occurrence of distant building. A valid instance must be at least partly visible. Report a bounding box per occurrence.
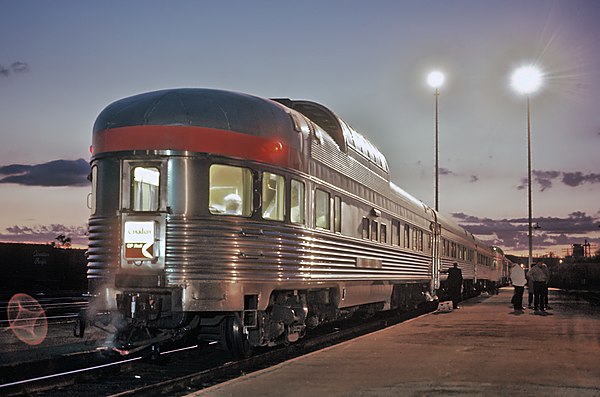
[572,244,585,258]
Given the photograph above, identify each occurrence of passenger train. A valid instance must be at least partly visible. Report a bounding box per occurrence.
[80,88,509,357]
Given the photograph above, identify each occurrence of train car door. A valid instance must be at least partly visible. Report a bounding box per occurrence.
[119,160,167,274]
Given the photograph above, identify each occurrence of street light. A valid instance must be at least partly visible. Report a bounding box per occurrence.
[510,64,543,269]
[427,70,445,212]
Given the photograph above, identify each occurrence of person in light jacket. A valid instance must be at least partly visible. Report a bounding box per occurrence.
[509,263,527,313]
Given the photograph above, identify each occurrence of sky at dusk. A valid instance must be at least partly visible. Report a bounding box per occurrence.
[1,0,599,257]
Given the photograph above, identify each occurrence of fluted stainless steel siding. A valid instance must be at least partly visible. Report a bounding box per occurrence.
[163,216,431,285]
[87,216,120,281]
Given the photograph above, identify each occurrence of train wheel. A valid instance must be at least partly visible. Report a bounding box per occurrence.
[221,315,252,359]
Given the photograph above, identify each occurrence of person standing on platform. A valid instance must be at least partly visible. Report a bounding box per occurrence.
[528,262,549,314]
[540,262,552,310]
[446,262,463,310]
[526,268,535,309]
[509,263,526,313]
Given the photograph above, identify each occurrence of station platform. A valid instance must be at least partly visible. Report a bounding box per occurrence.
[189,288,600,397]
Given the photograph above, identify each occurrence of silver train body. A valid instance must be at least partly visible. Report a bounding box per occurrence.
[85,88,508,355]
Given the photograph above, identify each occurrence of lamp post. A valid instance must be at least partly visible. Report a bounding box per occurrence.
[510,65,543,269]
[427,70,445,212]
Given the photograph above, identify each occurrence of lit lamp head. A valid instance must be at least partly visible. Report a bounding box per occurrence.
[510,65,543,95]
[427,71,445,90]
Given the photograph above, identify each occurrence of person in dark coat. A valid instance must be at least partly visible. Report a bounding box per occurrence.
[528,262,549,313]
[446,262,463,309]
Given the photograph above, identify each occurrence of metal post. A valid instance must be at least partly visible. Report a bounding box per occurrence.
[527,95,533,270]
[435,88,439,212]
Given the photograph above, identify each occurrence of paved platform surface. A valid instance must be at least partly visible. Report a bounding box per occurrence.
[189,288,600,397]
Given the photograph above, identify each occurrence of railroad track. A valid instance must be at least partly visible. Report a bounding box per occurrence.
[1,302,436,396]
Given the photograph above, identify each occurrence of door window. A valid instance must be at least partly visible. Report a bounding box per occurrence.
[131,166,160,211]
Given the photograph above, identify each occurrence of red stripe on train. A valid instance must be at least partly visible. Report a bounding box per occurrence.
[92,125,292,166]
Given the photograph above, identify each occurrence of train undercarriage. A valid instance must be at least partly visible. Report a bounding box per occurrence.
[78,283,432,358]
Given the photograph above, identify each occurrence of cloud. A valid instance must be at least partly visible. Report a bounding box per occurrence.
[517,170,600,191]
[0,61,29,76]
[561,171,600,187]
[11,61,29,73]
[453,211,600,255]
[0,61,29,77]
[0,159,90,187]
[438,167,480,183]
[0,224,88,247]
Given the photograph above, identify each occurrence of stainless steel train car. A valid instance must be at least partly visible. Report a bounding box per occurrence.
[81,88,506,357]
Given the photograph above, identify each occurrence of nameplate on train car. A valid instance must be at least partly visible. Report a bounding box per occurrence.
[124,221,156,260]
[356,257,382,269]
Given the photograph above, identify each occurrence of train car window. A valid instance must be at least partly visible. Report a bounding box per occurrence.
[362,217,369,239]
[209,164,252,216]
[314,189,330,229]
[371,220,378,241]
[262,172,285,221]
[412,228,419,250]
[291,179,305,224]
[334,196,341,233]
[380,223,387,244]
[90,165,97,215]
[131,166,160,211]
[404,224,411,249]
[391,220,399,246]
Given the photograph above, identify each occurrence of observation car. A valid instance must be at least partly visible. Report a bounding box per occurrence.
[81,88,506,357]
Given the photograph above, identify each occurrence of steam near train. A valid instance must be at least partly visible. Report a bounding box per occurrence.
[79,88,509,357]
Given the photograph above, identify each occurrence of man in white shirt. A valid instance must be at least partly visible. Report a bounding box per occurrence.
[509,263,527,313]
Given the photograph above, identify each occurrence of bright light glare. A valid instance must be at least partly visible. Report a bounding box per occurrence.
[427,71,445,89]
[511,65,543,95]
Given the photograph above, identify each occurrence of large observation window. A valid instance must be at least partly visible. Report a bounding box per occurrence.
[262,172,285,221]
[291,179,305,224]
[209,164,252,216]
[131,166,160,211]
[315,189,330,230]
